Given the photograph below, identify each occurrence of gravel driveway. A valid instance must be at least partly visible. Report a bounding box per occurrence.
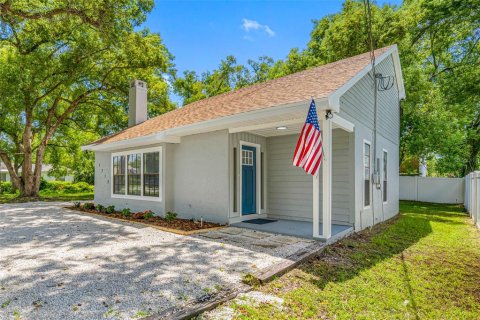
[0,202,312,320]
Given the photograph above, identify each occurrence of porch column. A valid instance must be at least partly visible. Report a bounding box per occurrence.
[313,114,332,239]
[313,173,320,237]
[321,116,332,239]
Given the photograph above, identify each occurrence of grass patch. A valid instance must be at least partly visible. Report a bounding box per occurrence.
[231,201,480,319]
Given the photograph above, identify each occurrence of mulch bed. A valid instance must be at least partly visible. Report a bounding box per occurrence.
[66,207,223,233]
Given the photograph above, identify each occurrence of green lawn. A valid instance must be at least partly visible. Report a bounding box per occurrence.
[0,191,93,203]
[232,202,480,319]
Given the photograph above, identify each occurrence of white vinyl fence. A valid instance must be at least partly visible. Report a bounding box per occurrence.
[399,176,465,204]
[465,172,480,229]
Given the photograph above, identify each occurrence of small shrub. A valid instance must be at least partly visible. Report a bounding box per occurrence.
[143,210,154,219]
[165,211,177,222]
[73,201,81,208]
[39,177,48,190]
[96,204,105,213]
[105,205,115,214]
[0,182,15,194]
[121,208,131,217]
[83,203,95,210]
[40,181,94,194]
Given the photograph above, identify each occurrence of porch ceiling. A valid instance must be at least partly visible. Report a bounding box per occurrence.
[245,121,351,137]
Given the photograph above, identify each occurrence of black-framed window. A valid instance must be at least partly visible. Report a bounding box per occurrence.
[383,150,388,202]
[112,149,161,198]
[113,155,125,195]
[143,152,160,197]
[127,154,141,196]
[364,142,371,207]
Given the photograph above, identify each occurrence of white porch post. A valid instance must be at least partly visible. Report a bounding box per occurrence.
[313,114,332,239]
[313,173,320,238]
[321,116,332,239]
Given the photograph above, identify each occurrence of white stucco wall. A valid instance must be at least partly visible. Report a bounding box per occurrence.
[94,146,166,214]
[170,130,230,223]
[94,130,230,223]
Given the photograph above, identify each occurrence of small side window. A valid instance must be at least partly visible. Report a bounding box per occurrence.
[383,150,388,202]
[364,142,371,207]
[242,150,254,166]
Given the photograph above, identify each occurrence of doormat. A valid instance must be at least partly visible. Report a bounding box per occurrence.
[243,219,277,225]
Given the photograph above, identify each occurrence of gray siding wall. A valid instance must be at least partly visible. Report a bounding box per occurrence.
[229,132,267,218]
[266,134,313,221]
[266,130,354,225]
[338,55,401,231]
[339,56,400,145]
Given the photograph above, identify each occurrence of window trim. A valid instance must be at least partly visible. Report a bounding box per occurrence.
[382,149,388,204]
[239,140,262,216]
[363,139,372,209]
[110,146,162,202]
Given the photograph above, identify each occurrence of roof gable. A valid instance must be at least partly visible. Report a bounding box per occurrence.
[87,45,401,148]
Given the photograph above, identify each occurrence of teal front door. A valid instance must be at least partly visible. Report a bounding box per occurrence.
[242,145,256,215]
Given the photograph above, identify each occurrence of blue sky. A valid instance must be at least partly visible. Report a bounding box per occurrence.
[145,0,402,76]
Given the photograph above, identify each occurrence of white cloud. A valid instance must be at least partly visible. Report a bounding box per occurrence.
[242,18,275,37]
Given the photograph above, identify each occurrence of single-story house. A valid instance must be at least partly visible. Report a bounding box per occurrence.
[0,162,73,183]
[83,45,405,241]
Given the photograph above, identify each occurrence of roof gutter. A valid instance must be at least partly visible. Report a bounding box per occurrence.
[81,132,180,152]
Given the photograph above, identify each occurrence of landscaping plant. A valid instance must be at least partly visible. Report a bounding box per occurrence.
[132,212,145,219]
[96,204,105,213]
[121,208,132,217]
[105,205,115,214]
[165,211,177,222]
[143,210,154,219]
[83,203,95,210]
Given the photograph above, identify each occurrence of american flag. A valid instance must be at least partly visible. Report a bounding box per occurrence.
[292,100,323,176]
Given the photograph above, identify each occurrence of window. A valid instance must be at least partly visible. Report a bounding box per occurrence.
[383,150,388,202]
[127,154,141,196]
[113,155,125,195]
[112,148,161,200]
[242,150,254,165]
[143,152,160,197]
[364,141,371,207]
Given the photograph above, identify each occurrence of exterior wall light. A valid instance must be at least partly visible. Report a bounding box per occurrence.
[276,126,288,130]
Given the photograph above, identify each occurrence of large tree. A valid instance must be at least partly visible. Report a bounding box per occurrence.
[173,0,480,176]
[0,0,174,197]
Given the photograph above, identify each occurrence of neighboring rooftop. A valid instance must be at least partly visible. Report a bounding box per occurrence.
[89,45,395,146]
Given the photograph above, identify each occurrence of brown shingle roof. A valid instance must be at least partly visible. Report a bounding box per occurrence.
[90,46,393,146]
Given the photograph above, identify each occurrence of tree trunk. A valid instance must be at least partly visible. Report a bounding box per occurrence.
[463,141,480,176]
[462,117,480,176]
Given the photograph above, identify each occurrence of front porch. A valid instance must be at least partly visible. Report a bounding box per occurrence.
[232,219,353,241]
[229,106,356,242]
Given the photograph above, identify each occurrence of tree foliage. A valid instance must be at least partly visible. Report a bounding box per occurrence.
[174,0,480,176]
[0,0,174,196]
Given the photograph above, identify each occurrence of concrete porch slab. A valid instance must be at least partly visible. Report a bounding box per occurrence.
[232,219,353,239]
